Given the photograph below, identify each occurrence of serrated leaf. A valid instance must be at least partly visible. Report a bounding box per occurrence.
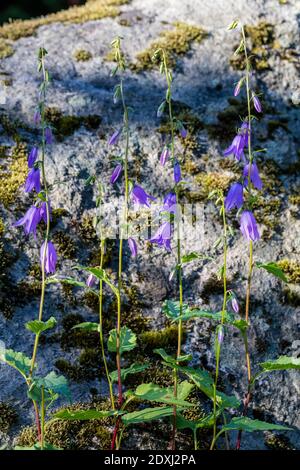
[28,372,70,403]
[256,262,288,283]
[53,409,121,420]
[122,406,174,425]
[110,363,150,383]
[108,326,137,354]
[131,382,193,408]
[259,356,300,372]
[72,322,100,332]
[25,317,57,335]
[0,349,32,379]
[221,417,292,433]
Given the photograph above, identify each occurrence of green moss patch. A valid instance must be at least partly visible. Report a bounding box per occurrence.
[277,260,300,284]
[73,49,93,62]
[45,107,101,141]
[0,39,14,59]
[0,402,18,433]
[0,143,28,206]
[131,22,207,72]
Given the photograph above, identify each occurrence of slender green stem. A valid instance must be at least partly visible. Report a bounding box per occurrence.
[210,195,228,450]
[41,386,45,449]
[99,237,115,409]
[161,49,183,450]
[193,429,198,450]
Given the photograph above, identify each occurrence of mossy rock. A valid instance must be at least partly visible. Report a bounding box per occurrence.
[44,107,101,141]
[73,49,93,62]
[265,433,294,450]
[0,402,18,433]
[139,325,184,352]
[0,142,28,206]
[277,260,300,284]
[0,39,14,59]
[52,231,77,259]
[16,401,113,450]
[130,22,207,72]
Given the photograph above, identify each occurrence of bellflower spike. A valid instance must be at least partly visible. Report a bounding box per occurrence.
[34,110,41,126]
[160,147,170,166]
[128,237,138,257]
[243,162,263,190]
[40,241,57,274]
[150,221,172,252]
[225,183,244,211]
[174,162,181,184]
[25,168,41,193]
[86,273,97,288]
[161,192,177,214]
[131,185,155,208]
[108,128,122,146]
[110,164,122,184]
[14,205,41,237]
[45,127,53,145]
[231,297,239,313]
[39,201,52,223]
[223,122,249,161]
[252,93,262,113]
[28,147,38,168]
[240,211,260,242]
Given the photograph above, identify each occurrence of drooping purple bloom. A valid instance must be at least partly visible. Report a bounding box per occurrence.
[179,125,187,139]
[149,221,172,252]
[14,205,42,237]
[252,93,262,113]
[39,201,52,223]
[110,164,122,184]
[240,211,260,242]
[174,162,181,184]
[86,273,97,288]
[131,185,155,208]
[225,183,244,211]
[34,110,41,126]
[217,325,224,344]
[223,122,249,161]
[28,147,38,168]
[108,128,122,146]
[45,127,53,145]
[128,237,138,257]
[25,168,41,194]
[231,297,239,313]
[234,81,241,97]
[40,241,57,274]
[160,147,170,166]
[243,162,263,190]
[161,192,177,214]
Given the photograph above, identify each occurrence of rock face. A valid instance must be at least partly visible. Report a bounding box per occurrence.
[0,0,299,450]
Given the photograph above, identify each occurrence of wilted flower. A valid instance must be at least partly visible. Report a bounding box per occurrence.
[150,221,172,252]
[225,182,244,211]
[25,168,41,193]
[39,201,52,223]
[243,162,263,190]
[86,273,97,288]
[240,210,260,242]
[160,147,170,166]
[108,128,122,146]
[40,241,57,274]
[231,297,239,313]
[161,192,177,214]
[110,164,122,184]
[128,237,138,257]
[34,110,41,126]
[45,127,53,145]
[174,161,181,184]
[28,147,38,168]
[223,122,249,161]
[14,205,41,237]
[252,93,262,113]
[131,185,155,208]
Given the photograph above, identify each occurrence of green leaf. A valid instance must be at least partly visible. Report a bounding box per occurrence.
[110,363,150,383]
[176,413,215,431]
[256,262,288,283]
[259,356,300,372]
[82,267,118,296]
[25,317,57,335]
[181,252,212,264]
[28,372,70,403]
[130,382,194,408]
[0,348,32,379]
[108,326,137,354]
[228,19,239,30]
[72,322,100,332]
[15,442,62,451]
[221,417,292,433]
[154,348,192,365]
[53,409,121,420]
[122,406,174,425]
[162,300,183,320]
[177,381,194,400]
[46,277,87,288]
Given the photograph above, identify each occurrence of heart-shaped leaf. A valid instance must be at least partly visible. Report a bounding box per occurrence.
[108,326,137,354]
[25,317,57,335]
